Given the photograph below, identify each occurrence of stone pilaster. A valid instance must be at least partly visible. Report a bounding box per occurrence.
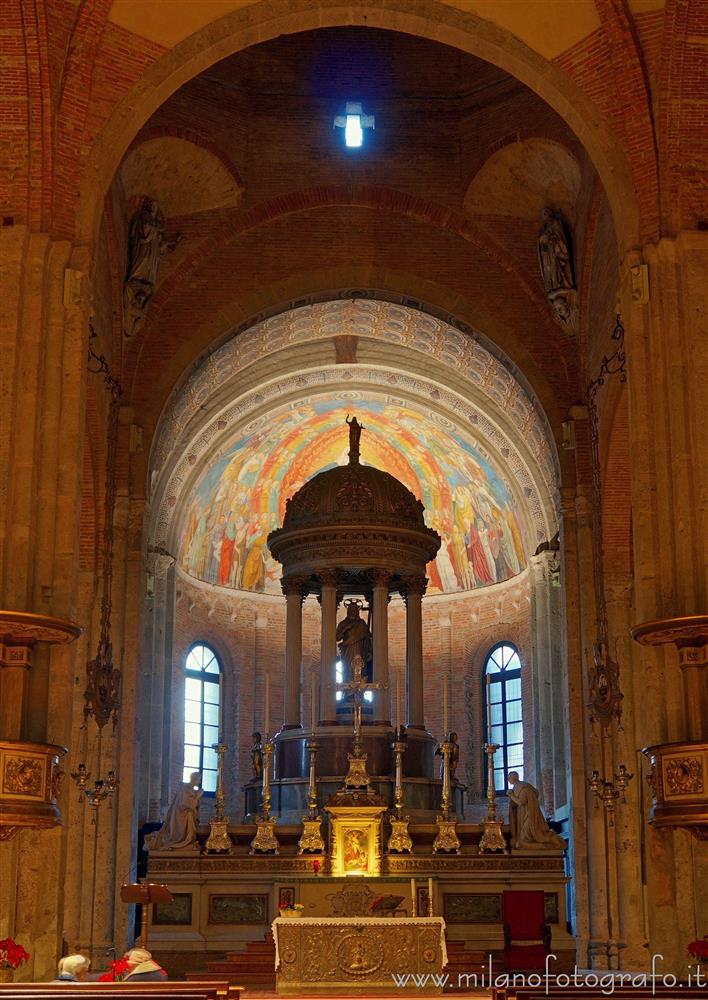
[621,233,708,971]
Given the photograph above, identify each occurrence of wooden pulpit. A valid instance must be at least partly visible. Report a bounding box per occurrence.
[121,882,173,949]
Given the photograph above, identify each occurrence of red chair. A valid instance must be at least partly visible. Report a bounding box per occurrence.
[502,890,551,971]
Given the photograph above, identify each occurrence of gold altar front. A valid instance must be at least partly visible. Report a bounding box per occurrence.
[272,916,448,994]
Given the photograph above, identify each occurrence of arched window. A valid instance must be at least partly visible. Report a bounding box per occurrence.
[485,642,523,793]
[183,643,221,795]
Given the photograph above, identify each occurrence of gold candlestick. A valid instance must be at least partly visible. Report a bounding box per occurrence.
[206,742,231,853]
[433,739,461,854]
[298,738,325,854]
[439,739,453,819]
[478,742,507,853]
[306,739,319,817]
[392,736,406,816]
[387,735,413,853]
[250,736,280,854]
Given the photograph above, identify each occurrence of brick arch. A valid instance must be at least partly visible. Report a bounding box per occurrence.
[124,124,245,193]
[124,259,574,468]
[73,0,642,260]
[144,183,554,325]
[461,128,582,197]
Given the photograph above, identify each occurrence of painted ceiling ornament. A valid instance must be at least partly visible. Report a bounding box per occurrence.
[538,207,577,333]
[123,197,181,338]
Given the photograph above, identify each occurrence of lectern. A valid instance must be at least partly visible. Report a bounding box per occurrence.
[121,882,173,948]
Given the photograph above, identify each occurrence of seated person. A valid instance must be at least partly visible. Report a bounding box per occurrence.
[51,954,90,983]
[123,947,168,981]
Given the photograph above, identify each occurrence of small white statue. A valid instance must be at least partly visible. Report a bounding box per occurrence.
[508,771,565,850]
[144,772,202,851]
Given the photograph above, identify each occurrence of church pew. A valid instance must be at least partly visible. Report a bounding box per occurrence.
[0,992,240,1000]
[495,988,707,1000]
[0,985,243,1000]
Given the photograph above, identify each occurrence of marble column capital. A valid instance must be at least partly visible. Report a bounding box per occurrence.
[317,569,338,589]
[370,568,392,590]
[282,575,309,599]
[400,575,427,600]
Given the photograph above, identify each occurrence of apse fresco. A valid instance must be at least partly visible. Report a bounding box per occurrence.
[179,398,527,595]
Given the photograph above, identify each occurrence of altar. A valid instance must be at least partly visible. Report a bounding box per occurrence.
[272,916,448,994]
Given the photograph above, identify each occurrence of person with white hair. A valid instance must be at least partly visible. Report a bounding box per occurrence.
[123,948,167,982]
[50,954,90,983]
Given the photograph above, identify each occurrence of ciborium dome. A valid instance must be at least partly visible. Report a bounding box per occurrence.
[267,416,440,580]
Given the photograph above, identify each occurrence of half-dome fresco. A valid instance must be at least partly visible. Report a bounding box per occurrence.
[179,395,527,594]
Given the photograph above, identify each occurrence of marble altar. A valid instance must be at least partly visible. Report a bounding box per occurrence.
[272,915,447,994]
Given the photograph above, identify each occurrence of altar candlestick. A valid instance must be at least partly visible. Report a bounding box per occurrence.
[443,674,449,736]
[428,878,434,916]
[486,675,492,742]
[264,673,271,736]
[396,668,402,732]
[310,670,317,732]
[411,878,416,917]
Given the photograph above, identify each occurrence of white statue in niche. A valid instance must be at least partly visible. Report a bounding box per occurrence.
[507,771,565,850]
[144,772,202,851]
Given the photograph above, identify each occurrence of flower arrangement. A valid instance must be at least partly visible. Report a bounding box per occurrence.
[688,937,708,963]
[279,903,305,918]
[0,938,30,970]
[98,957,130,982]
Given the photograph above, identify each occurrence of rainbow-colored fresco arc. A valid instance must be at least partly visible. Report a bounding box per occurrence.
[180,398,527,594]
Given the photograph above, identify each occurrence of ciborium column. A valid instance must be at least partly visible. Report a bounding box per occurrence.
[283,576,305,729]
[372,570,391,724]
[319,571,338,724]
[404,576,426,729]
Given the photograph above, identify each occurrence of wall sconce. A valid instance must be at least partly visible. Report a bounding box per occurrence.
[588,765,633,825]
[71,763,118,816]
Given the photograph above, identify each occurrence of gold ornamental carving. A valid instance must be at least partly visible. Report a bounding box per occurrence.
[273,917,446,994]
[631,614,708,648]
[643,741,708,840]
[0,611,83,646]
[0,740,67,839]
[478,818,507,854]
[665,757,703,795]
[387,816,413,853]
[326,887,376,917]
[432,816,461,854]
[336,931,384,975]
[249,817,280,854]
[298,818,325,854]
[204,818,231,853]
[4,757,43,797]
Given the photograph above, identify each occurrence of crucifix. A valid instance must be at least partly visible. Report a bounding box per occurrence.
[336,653,385,788]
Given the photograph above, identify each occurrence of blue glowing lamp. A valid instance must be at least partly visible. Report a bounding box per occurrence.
[334,101,374,148]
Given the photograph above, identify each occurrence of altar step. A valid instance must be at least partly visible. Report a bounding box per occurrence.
[443,941,503,992]
[187,934,276,989]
